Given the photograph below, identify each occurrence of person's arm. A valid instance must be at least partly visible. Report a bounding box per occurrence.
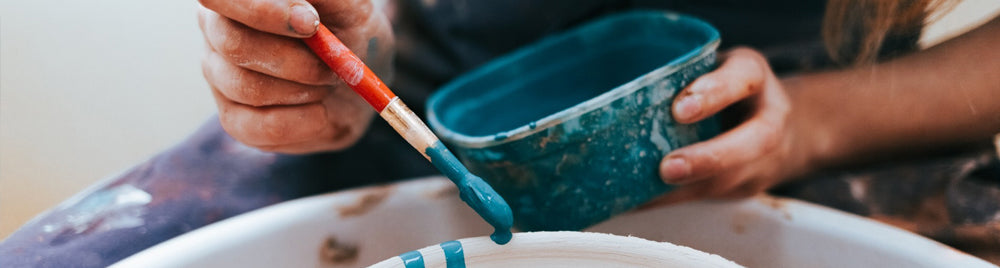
[652,17,1000,205]
[792,17,1000,169]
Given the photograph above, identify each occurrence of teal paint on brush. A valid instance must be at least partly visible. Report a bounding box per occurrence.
[440,240,465,268]
[399,250,424,268]
[425,142,514,244]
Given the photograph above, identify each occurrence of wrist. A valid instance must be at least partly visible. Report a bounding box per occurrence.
[781,75,845,175]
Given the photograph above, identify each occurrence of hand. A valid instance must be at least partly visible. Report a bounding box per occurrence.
[198,0,395,154]
[651,47,816,205]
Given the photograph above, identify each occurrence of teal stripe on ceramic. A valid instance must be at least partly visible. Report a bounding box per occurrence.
[399,250,424,268]
[440,240,465,268]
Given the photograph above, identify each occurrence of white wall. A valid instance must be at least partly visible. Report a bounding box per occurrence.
[1,0,215,237]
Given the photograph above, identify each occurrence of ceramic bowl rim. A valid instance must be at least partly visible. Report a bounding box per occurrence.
[427,11,721,149]
[112,177,997,267]
[369,231,741,267]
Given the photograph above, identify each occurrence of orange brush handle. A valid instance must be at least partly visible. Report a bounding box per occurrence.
[303,24,396,112]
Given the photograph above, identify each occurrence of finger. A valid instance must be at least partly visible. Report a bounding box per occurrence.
[311,0,375,29]
[660,112,784,184]
[212,88,330,147]
[716,181,766,200]
[203,51,330,107]
[641,182,714,208]
[701,174,751,198]
[672,47,770,124]
[199,7,337,86]
[313,0,391,65]
[250,93,372,154]
[198,0,318,37]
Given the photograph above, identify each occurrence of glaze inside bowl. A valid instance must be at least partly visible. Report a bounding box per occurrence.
[438,42,700,137]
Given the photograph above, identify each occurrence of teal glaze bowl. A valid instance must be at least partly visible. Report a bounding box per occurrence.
[426,11,721,231]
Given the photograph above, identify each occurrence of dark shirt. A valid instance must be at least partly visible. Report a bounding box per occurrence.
[392,0,830,119]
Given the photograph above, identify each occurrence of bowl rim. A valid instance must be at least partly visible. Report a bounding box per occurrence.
[369,231,742,267]
[426,11,721,149]
[111,177,997,267]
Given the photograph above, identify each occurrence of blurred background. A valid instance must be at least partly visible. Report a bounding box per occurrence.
[0,0,215,237]
[1,0,998,239]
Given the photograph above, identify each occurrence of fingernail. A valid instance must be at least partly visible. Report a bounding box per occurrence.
[661,157,691,183]
[289,4,319,36]
[673,94,702,121]
[690,78,715,93]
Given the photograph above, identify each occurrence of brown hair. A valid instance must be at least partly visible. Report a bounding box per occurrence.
[822,0,956,66]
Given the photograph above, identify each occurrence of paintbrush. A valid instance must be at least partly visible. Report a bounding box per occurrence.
[303,24,513,244]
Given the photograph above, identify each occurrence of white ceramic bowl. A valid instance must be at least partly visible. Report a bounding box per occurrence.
[112,177,995,268]
[369,231,740,268]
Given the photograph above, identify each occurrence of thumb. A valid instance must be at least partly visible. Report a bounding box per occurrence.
[310,0,377,30]
[199,0,319,37]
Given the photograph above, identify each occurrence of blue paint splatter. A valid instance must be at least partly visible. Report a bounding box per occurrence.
[440,240,465,268]
[399,250,424,268]
[425,141,513,244]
